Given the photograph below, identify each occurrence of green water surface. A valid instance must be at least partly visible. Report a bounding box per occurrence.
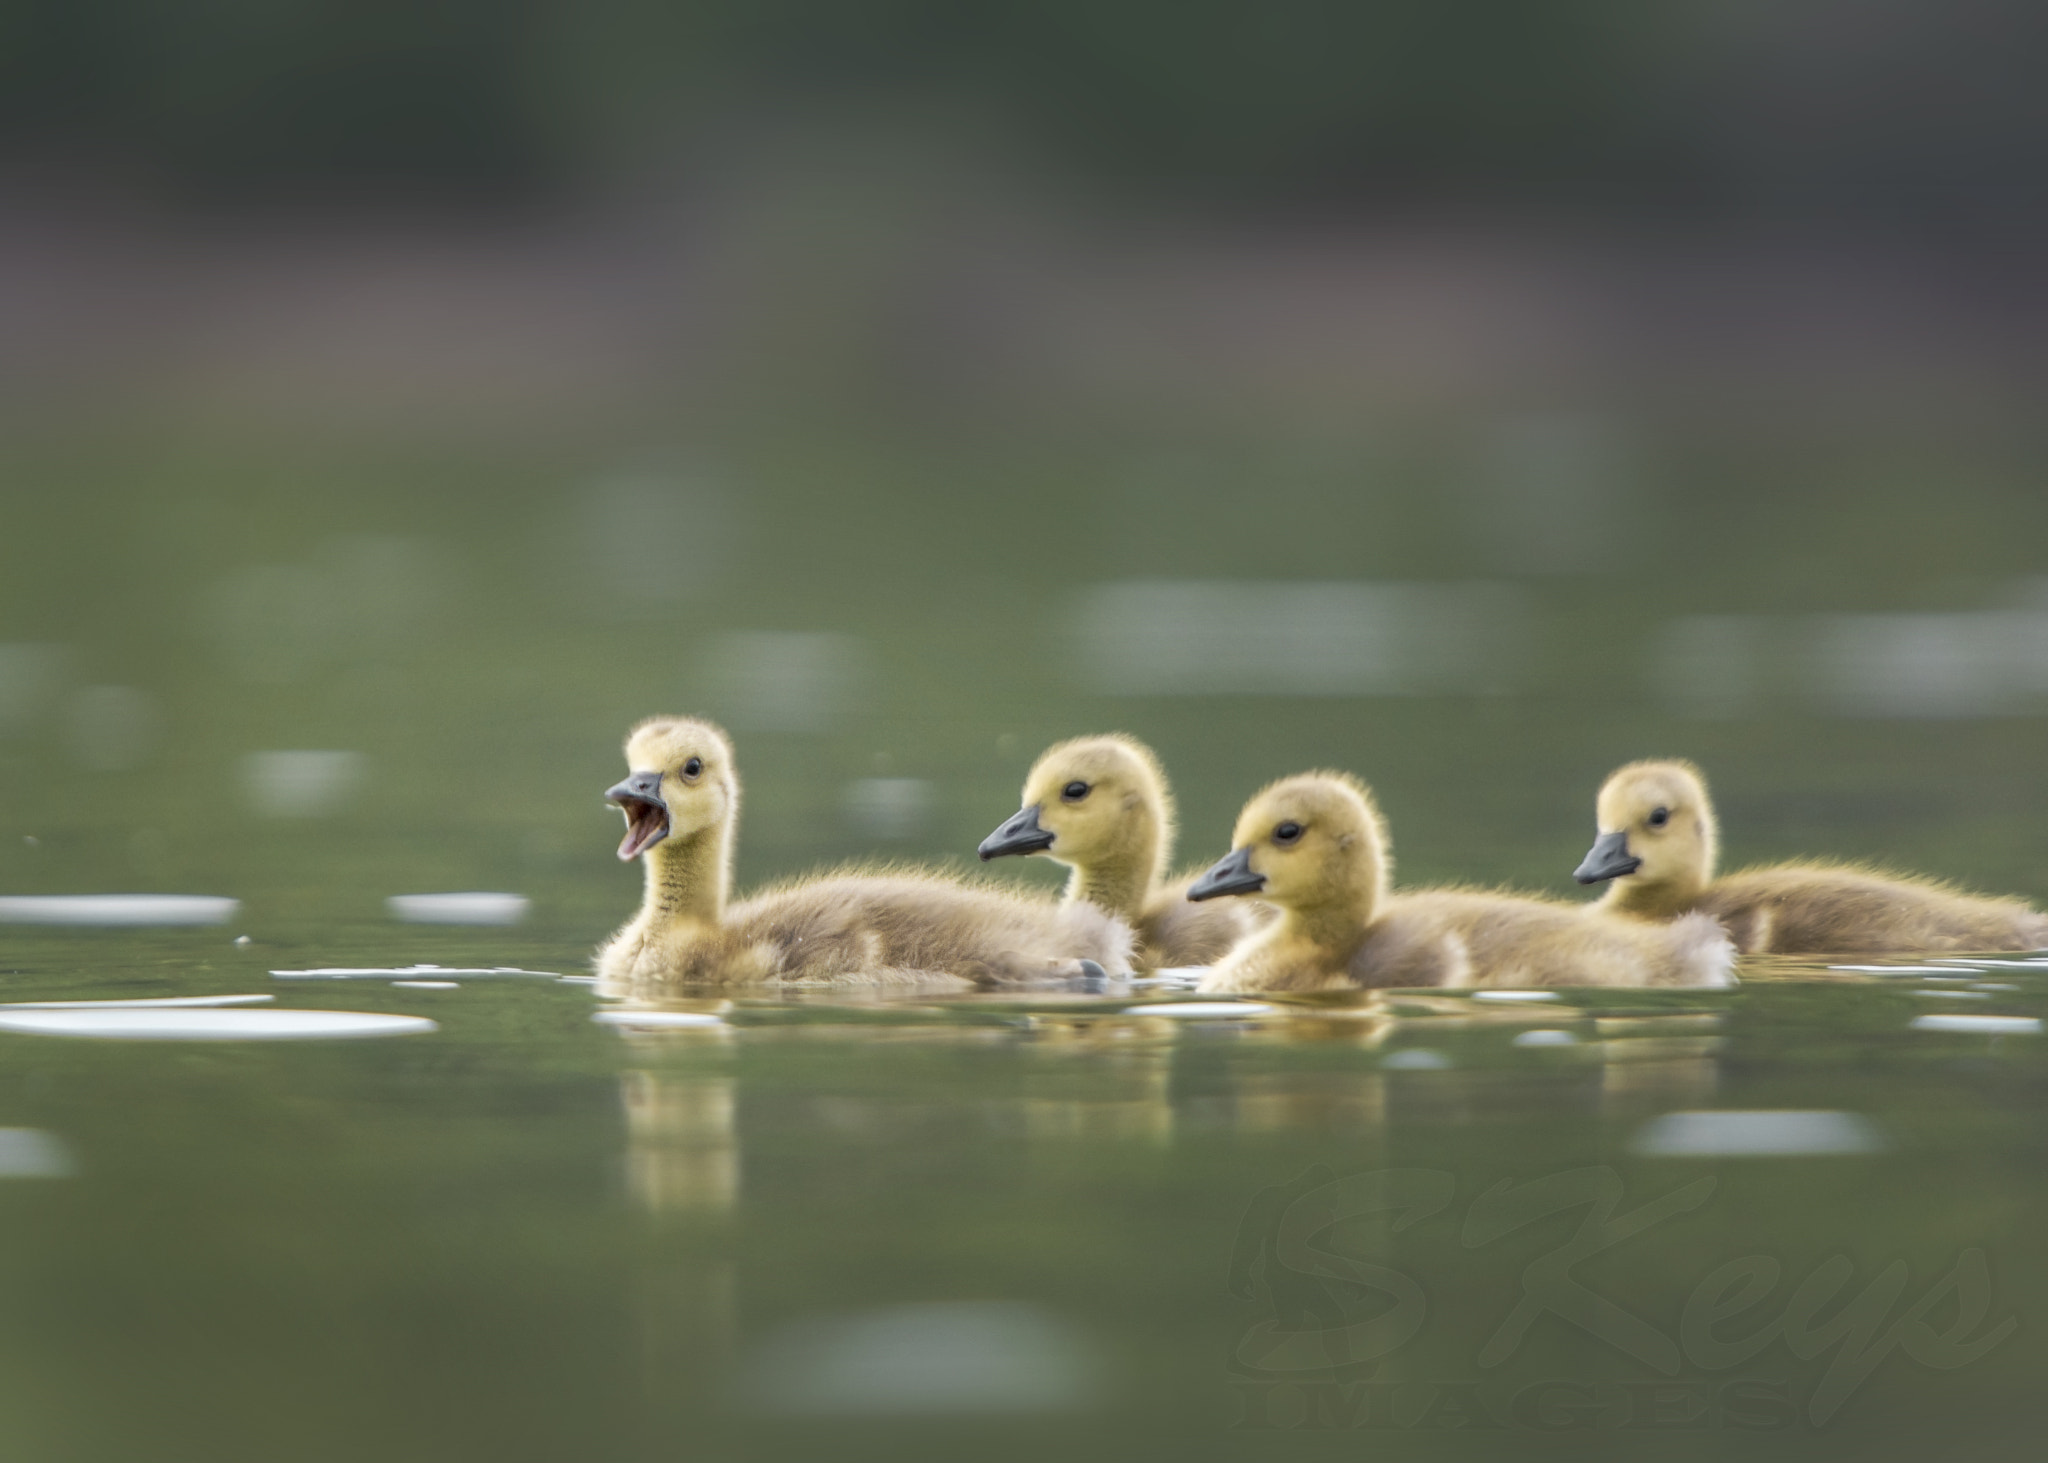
[0,925,2039,1460]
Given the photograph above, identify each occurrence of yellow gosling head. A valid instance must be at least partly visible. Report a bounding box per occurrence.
[1575,759,1718,901]
[606,716,739,861]
[978,734,1173,886]
[1188,772,1389,918]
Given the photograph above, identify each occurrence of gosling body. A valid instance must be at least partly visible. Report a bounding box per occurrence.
[978,733,1268,967]
[1576,760,2048,956]
[597,718,1134,989]
[1191,772,1735,994]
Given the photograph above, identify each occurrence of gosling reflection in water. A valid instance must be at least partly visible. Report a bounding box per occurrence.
[616,1066,740,1402]
[1022,1008,1399,1137]
[1015,1012,1177,1143]
[1594,1013,1725,1111]
[1195,999,1726,1132]
[597,717,1133,990]
[619,1069,739,1216]
[1223,1070,1391,1134]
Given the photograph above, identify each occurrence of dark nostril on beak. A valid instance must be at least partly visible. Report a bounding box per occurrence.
[1573,829,1641,885]
[977,804,1055,861]
[1187,846,1266,902]
[606,770,666,806]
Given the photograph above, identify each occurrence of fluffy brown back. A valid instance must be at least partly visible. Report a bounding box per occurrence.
[1357,892,1734,990]
[601,873,1136,989]
[1701,863,2048,954]
[1202,888,1734,993]
[1145,870,1274,967]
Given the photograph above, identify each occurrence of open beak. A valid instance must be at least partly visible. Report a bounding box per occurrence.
[1188,846,1266,902]
[1574,829,1641,885]
[606,770,670,861]
[978,804,1055,860]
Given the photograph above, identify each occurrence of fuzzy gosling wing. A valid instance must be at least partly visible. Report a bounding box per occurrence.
[725,875,1135,983]
[1191,883,1734,995]
[1366,893,1734,989]
[1141,872,1272,967]
[1698,867,2048,955]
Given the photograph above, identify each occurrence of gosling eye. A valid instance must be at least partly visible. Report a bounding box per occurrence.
[681,757,704,780]
[1273,821,1305,846]
[1647,806,1670,829]
[1061,780,1090,802]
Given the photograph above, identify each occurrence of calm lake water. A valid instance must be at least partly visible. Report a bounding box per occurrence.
[5,417,2048,1458]
[0,926,2041,1460]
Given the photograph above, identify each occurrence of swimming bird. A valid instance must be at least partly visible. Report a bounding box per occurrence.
[1189,772,1734,993]
[976,734,1269,967]
[1574,759,2048,955]
[596,717,1134,988]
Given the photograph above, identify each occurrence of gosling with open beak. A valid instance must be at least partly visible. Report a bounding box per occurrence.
[607,770,670,861]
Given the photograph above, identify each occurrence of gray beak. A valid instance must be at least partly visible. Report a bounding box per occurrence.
[606,770,670,861]
[1188,846,1266,902]
[978,804,1054,861]
[1574,829,1641,885]
[607,770,666,808]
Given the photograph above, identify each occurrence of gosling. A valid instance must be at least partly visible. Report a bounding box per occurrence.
[597,717,1134,988]
[1575,760,2048,955]
[1189,772,1734,994]
[976,734,1269,967]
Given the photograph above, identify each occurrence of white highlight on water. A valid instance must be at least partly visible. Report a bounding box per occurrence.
[1,994,272,1010]
[1513,1029,1578,1047]
[0,1009,437,1041]
[0,895,239,926]
[842,778,935,841]
[272,965,556,980]
[1911,1014,2043,1035]
[1471,990,1560,1002]
[1076,580,1523,696]
[1632,1110,1885,1157]
[1382,1049,1453,1070]
[0,1130,75,1178]
[1119,1002,1275,1019]
[592,1010,725,1029]
[386,893,529,926]
[241,750,366,818]
[740,1301,1094,1416]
